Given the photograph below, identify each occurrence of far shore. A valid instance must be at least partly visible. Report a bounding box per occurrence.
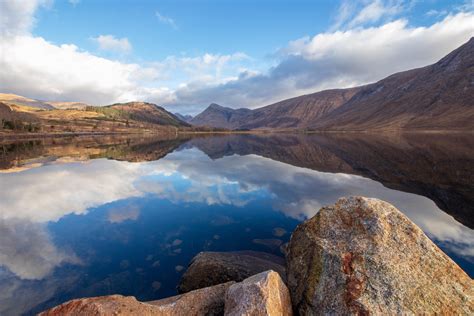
[1,128,472,142]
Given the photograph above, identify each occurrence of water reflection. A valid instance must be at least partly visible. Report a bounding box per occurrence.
[0,133,472,315]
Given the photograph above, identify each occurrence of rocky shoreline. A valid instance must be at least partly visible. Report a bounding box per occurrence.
[40,197,473,315]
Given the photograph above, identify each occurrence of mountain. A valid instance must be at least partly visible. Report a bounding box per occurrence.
[0,93,55,110]
[174,113,193,122]
[191,38,473,131]
[190,103,252,129]
[313,37,474,131]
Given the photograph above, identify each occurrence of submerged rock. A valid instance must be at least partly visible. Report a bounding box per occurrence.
[252,238,283,250]
[287,196,474,315]
[177,251,286,293]
[40,282,234,316]
[225,270,293,316]
[272,227,287,237]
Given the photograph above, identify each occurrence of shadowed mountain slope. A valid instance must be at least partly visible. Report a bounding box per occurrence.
[313,37,474,131]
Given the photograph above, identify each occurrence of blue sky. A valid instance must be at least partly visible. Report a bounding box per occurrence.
[35,1,336,61]
[1,0,473,114]
[34,0,468,61]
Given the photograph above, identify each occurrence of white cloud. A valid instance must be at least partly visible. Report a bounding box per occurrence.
[0,0,51,36]
[0,35,161,105]
[426,9,448,17]
[333,0,406,30]
[156,10,177,29]
[92,34,132,53]
[69,0,80,6]
[352,0,402,26]
[150,52,250,89]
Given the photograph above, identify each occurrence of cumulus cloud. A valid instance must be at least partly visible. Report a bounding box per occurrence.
[156,10,177,29]
[0,0,51,36]
[92,35,132,53]
[0,35,160,105]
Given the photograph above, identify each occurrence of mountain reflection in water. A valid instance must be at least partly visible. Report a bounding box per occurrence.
[0,133,472,315]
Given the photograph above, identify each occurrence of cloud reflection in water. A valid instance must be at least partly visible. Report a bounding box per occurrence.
[0,146,472,275]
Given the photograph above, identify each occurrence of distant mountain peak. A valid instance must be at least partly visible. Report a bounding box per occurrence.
[174,112,193,123]
[207,103,228,111]
[190,103,251,128]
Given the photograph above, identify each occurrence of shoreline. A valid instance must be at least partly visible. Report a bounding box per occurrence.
[1,128,472,142]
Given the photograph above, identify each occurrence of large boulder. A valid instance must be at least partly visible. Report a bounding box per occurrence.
[178,250,286,293]
[225,270,293,316]
[40,282,234,316]
[287,196,474,315]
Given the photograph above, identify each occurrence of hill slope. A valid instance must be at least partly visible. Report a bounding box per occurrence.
[0,99,190,135]
[95,102,190,127]
[313,37,474,131]
[240,88,361,129]
[48,102,90,110]
[0,93,54,110]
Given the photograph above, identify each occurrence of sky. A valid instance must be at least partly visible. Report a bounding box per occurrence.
[0,0,473,114]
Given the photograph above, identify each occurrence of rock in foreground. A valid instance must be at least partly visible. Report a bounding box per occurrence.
[287,196,474,315]
[148,281,234,315]
[39,295,159,316]
[40,282,234,316]
[225,270,293,316]
[178,250,286,293]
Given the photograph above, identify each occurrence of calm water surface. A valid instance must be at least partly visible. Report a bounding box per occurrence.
[0,133,473,315]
